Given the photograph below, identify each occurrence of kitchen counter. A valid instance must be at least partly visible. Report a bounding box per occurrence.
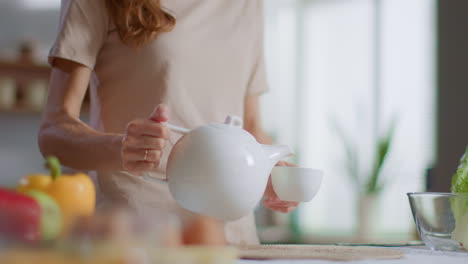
[237,246,468,264]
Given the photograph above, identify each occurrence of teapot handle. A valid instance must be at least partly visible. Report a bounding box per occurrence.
[143,173,168,183]
[164,115,243,134]
[164,123,191,134]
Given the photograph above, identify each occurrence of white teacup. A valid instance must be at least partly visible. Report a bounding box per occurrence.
[271,167,323,202]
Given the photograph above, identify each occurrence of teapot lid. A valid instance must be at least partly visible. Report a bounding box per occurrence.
[224,115,243,127]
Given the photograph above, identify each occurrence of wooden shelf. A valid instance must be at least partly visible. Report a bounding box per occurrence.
[0,60,90,114]
[0,61,51,82]
[0,108,41,114]
[0,104,91,115]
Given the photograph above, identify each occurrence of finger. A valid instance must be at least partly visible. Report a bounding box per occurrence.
[149,104,169,123]
[123,148,161,163]
[272,207,291,213]
[276,161,287,167]
[123,135,166,150]
[284,206,298,213]
[127,120,170,139]
[263,203,292,213]
[123,160,155,173]
[263,198,299,207]
[263,200,295,208]
[276,161,297,167]
[264,203,298,213]
[263,196,290,203]
[263,178,275,198]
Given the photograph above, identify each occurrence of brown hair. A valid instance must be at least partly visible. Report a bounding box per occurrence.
[105,0,176,48]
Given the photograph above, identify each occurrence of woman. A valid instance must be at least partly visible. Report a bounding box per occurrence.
[39,0,298,245]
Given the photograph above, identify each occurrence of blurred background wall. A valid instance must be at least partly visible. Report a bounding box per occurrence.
[259,0,435,243]
[434,0,468,192]
[0,1,59,61]
[0,0,467,244]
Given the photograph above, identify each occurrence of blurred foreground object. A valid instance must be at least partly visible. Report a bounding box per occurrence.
[69,206,182,247]
[0,208,236,264]
[23,190,62,241]
[17,156,95,235]
[183,215,226,246]
[0,188,41,242]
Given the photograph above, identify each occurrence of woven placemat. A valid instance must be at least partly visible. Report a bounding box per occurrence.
[239,244,404,261]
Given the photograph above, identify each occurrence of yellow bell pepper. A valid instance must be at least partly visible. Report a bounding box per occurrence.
[17,174,52,193]
[17,156,96,234]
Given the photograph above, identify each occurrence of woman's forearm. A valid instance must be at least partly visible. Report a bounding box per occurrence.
[39,114,123,172]
[41,59,169,174]
[243,95,273,145]
[39,60,124,172]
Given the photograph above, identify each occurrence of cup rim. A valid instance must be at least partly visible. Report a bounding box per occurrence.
[407,192,468,198]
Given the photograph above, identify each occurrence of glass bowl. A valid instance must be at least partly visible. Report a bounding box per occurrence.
[407,192,468,251]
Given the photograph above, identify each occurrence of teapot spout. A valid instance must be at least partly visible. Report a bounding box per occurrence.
[261,144,294,167]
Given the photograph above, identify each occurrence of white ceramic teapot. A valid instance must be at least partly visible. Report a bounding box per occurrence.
[163,116,293,221]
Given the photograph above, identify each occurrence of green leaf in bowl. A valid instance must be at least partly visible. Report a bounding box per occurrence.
[451,146,468,194]
[451,146,468,247]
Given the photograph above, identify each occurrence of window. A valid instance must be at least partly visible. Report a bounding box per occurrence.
[262,0,436,241]
[21,0,60,10]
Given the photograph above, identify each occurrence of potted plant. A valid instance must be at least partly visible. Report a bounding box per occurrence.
[334,118,396,242]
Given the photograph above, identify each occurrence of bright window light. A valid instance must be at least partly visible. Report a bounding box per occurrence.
[262,0,435,242]
[22,0,60,10]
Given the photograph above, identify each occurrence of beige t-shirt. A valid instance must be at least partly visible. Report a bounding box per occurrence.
[49,0,268,245]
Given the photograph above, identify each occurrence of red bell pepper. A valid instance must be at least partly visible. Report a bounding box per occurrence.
[0,188,41,242]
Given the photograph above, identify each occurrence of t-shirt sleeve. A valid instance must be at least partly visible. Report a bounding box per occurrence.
[246,0,269,96]
[48,0,109,69]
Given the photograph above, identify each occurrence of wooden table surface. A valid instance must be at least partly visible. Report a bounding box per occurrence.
[238,246,468,264]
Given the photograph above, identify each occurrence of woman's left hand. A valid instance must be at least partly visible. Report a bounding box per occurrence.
[263,161,300,213]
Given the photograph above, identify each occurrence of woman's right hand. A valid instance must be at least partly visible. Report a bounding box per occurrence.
[121,104,170,174]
